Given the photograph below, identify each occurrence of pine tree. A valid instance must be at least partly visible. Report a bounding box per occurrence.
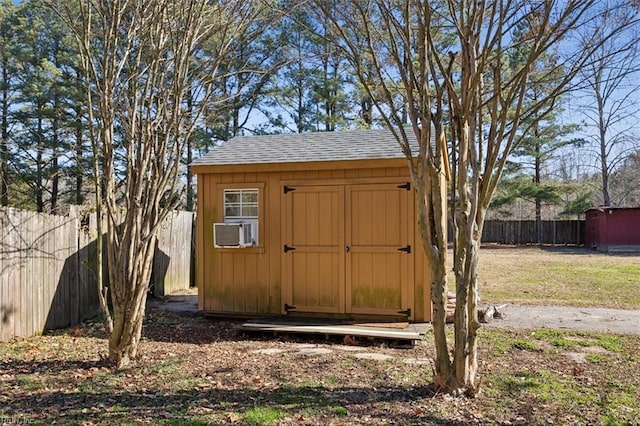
[0,0,17,207]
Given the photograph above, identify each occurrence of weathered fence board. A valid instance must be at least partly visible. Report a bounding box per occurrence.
[480,220,584,245]
[0,207,195,342]
[152,211,195,297]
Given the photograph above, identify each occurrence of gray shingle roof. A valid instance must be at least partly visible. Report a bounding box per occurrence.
[191,128,418,166]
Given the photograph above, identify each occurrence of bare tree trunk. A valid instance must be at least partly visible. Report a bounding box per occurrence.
[418,166,451,388]
[107,231,156,366]
[74,73,84,205]
[1,54,8,207]
[51,104,60,214]
[186,91,194,211]
[598,96,611,206]
[36,111,44,213]
[75,113,84,205]
[535,159,542,243]
[451,124,481,391]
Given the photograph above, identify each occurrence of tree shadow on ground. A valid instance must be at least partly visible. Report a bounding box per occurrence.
[141,309,252,345]
[0,357,475,425]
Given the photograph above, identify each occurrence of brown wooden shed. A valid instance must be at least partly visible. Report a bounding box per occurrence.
[585,207,640,252]
[190,129,437,322]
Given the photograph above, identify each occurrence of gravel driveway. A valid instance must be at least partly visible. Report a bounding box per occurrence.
[483,303,640,335]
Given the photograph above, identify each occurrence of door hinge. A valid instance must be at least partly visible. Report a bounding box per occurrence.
[397,245,411,254]
[284,245,296,253]
[397,182,411,191]
[283,186,296,194]
[398,308,411,317]
[284,303,296,312]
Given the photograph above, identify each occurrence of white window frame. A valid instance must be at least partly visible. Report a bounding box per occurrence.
[222,188,259,245]
[224,188,258,220]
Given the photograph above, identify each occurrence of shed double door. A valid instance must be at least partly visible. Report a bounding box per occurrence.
[282,182,414,318]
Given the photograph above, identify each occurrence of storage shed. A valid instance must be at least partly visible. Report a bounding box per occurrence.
[585,207,640,252]
[190,129,441,322]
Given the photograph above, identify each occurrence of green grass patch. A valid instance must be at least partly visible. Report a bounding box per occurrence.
[530,329,579,349]
[601,415,635,426]
[586,353,604,363]
[511,340,538,351]
[17,375,44,392]
[148,356,182,376]
[243,406,284,425]
[592,334,624,352]
[598,383,639,424]
[480,328,640,423]
[488,369,598,405]
[149,360,181,375]
[332,406,348,416]
[529,330,624,352]
[323,376,338,386]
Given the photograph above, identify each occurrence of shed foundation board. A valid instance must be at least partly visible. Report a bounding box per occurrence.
[240,319,427,341]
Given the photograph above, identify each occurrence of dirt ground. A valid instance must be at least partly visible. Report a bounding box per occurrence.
[3,248,638,424]
[2,304,639,425]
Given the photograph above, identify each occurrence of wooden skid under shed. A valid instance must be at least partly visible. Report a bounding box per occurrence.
[241,319,428,342]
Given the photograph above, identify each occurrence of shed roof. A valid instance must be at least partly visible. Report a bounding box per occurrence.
[191,128,418,166]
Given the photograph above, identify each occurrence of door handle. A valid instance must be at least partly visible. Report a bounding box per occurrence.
[345,246,350,253]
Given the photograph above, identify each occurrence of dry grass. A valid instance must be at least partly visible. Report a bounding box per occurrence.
[451,246,640,309]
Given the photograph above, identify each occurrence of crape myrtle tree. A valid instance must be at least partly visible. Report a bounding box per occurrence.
[53,0,271,367]
[313,0,637,393]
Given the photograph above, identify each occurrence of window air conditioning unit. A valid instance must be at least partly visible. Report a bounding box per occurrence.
[213,222,254,248]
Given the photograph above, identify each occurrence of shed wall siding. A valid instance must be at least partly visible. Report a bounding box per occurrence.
[196,163,431,321]
[584,208,640,252]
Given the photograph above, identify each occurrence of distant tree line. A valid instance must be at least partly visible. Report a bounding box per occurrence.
[1,0,639,217]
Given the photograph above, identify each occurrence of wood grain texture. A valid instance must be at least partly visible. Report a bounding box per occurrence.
[0,207,193,342]
[198,163,431,321]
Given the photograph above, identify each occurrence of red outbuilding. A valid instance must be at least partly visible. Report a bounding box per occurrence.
[585,207,640,252]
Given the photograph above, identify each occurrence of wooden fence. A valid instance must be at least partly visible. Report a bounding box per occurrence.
[0,207,194,342]
[151,210,195,296]
[480,220,585,245]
